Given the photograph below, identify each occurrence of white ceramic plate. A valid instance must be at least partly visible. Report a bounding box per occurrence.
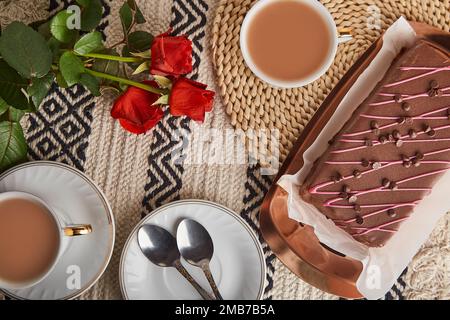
[0,161,115,300]
[120,200,266,300]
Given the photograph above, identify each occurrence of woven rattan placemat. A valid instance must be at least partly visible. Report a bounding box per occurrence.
[212,0,450,160]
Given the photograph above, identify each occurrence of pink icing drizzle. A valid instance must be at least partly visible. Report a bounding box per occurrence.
[308,63,450,237]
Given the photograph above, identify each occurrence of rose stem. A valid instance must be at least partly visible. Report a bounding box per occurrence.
[77,52,142,63]
[84,69,165,95]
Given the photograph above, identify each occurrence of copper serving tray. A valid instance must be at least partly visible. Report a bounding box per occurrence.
[260,22,450,299]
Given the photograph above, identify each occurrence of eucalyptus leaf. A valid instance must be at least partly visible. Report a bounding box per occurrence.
[0,121,27,172]
[0,22,52,78]
[50,11,78,43]
[74,31,103,54]
[28,73,54,109]
[0,60,30,110]
[119,2,133,34]
[59,52,85,86]
[77,0,103,32]
[79,73,100,96]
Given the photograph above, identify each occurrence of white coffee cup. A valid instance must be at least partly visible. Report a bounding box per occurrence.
[0,191,92,290]
[240,0,351,88]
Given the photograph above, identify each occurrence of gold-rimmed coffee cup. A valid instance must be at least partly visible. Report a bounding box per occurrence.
[0,191,92,290]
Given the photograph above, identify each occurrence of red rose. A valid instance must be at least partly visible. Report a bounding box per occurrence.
[111,81,164,134]
[169,78,215,122]
[150,30,193,76]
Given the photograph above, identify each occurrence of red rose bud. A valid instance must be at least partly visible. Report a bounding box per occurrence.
[169,78,215,122]
[150,31,193,76]
[111,81,164,134]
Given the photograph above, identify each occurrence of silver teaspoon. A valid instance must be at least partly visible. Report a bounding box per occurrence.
[176,219,224,300]
[137,224,214,300]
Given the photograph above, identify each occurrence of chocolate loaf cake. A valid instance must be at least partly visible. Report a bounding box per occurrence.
[300,40,450,247]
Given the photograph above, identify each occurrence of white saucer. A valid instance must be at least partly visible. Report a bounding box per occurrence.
[0,161,115,300]
[120,200,266,300]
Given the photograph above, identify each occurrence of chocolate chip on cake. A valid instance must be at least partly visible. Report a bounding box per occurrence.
[408,129,417,138]
[371,161,382,170]
[354,204,361,214]
[355,215,363,224]
[401,102,411,111]
[405,116,413,124]
[361,159,370,167]
[415,152,424,160]
[339,192,349,199]
[365,138,373,147]
[394,94,403,103]
[353,170,362,179]
[388,133,394,141]
[430,80,439,89]
[412,158,421,167]
[382,178,390,188]
[393,130,401,139]
[387,209,397,218]
[389,181,398,190]
[397,117,406,125]
[427,129,436,137]
[343,185,351,193]
[423,124,432,133]
[349,195,358,203]
[395,139,404,147]
[403,160,412,168]
[378,135,388,144]
[370,121,379,134]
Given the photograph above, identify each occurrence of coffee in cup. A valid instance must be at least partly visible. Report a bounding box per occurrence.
[0,192,92,290]
[240,0,350,88]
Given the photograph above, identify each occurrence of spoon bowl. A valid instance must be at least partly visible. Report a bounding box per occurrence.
[137,224,214,300]
[177,219,223,300]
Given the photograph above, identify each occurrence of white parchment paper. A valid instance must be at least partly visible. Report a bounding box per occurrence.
[277,17,448,299]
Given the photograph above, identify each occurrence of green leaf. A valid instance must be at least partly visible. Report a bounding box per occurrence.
[152,94,169,106]
[59,52,85,86]
[0,22,52,79]
[127,0,146,24]
[5,107,25,123]
[56,72,69,88]
[30,20,52,40]
[92,49,120,85]
[0,121,27,172]
[119,2,133,33]
[127,31,153,52]
[77,0,103,32]
[0,60,30,110]
[50,11,78,43]
[28,73,54,109]
[74,31,103,54]
[79,73,100,96]
[48,37,61,62]
[132,61,148,75]
[0,97,9,116]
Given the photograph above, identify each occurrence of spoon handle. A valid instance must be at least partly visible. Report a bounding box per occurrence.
[201,263,223,300]
[173,260,215,300]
